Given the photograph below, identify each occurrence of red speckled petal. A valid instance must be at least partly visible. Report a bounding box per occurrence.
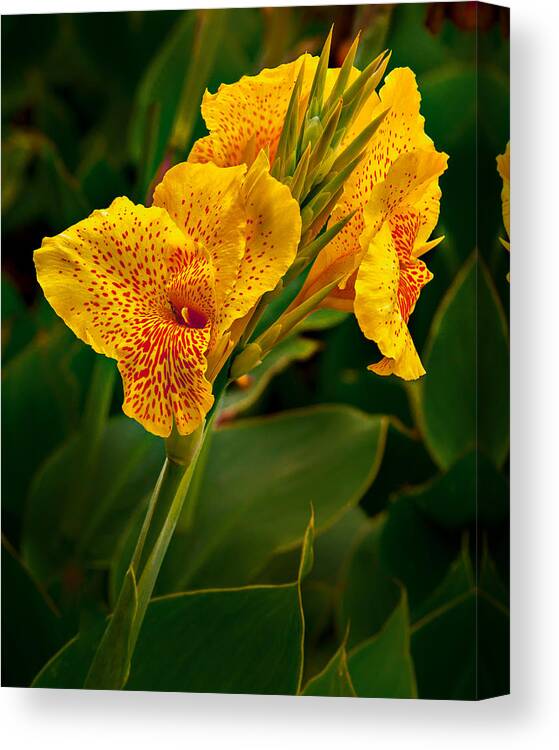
[217,152,301,336]
[188,54,318,167]
[34,197,216,436]
[354,209,433,380]
[153,161,247,312]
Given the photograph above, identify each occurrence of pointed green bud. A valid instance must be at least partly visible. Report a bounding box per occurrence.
[305,98,343,194]
[298,210,356,265]
[270,274,346,342]
[274,59,306,179]
[257,323,283,352]
[230,342,263,379]
[290,143,312,201]
[307,25,333,120]
[323,32,361,115]
[302,186,344,240]
[300,116,323,156]
[302,150,364,233]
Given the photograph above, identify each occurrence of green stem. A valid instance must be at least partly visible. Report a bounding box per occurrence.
[83,410,219,690]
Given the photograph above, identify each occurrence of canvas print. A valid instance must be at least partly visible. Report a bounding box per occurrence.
[1,2,510,699]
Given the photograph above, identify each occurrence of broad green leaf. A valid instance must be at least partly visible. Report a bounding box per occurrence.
[411,542,509,700]
[34,514,316,693]
[34,584,303,694]
[409,451,509,529]
[154,406,387,591]
[129,12,197,192]
[220,337,320,419]
[337,514,400,648]
[416,254,509,470]
[381,492,458,614]
[348,592,417,698]
[1,539,66,687]
[360,419,436,516]
[23,416,163,586]
[302,638,356,697]
[2,326,83,520]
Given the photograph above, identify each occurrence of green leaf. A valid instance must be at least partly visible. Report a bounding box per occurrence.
[169,10,229,155]
[301,638,356,697]
[317,316,413,427]
[1,539,66,687]
[221,337,320,419]
[2,326,83,521]
[337,514,400,649]
[129,12,197,193]
[154,406,387,591]
[23,416,163,586]
[409,451,509,529]
[360,420,436,516]
[411,542,509,700]
[348,592,417,698]
[380,492,458,614]
[34,583,303,694]
[34,514,316,694]
[415,254,509,470]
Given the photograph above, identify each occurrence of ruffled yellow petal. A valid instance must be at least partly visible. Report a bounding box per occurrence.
[366,67,434,183]
[189,54,318,168]
[369,330,425,380]
[354,209,433,380]
[152,161,247,311]
[34,196,215,437]
[361,149,449,247]
[216,151,302,335]
[354,221,405,359]
[497,142,510,240]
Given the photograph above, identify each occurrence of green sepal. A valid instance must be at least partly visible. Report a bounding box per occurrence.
[229,342,263,379]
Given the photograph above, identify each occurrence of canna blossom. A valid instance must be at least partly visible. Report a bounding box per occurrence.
[496,142,510,251]
[189,52,447,380]
[34,156,301,437]
[295,67,448,379]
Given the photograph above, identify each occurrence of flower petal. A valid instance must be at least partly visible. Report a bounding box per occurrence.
[354,221,405,359]
[354,210,433,372]
[189,54,318,168]
[361,149,449,248]
[153,161,247,311]
[34,197,186,359]
[119,316,213,437]
[367,67,435,183]
[216,151,302,336]
[369,330,425,380]
[34,196,216,437]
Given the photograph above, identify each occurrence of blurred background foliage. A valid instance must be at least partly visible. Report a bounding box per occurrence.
[2,3,509,698]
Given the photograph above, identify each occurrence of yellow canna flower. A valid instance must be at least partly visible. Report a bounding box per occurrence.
[34,156,301,438]
[294,68,448,380]
[189,53,320,168]
[496,141,510,251]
